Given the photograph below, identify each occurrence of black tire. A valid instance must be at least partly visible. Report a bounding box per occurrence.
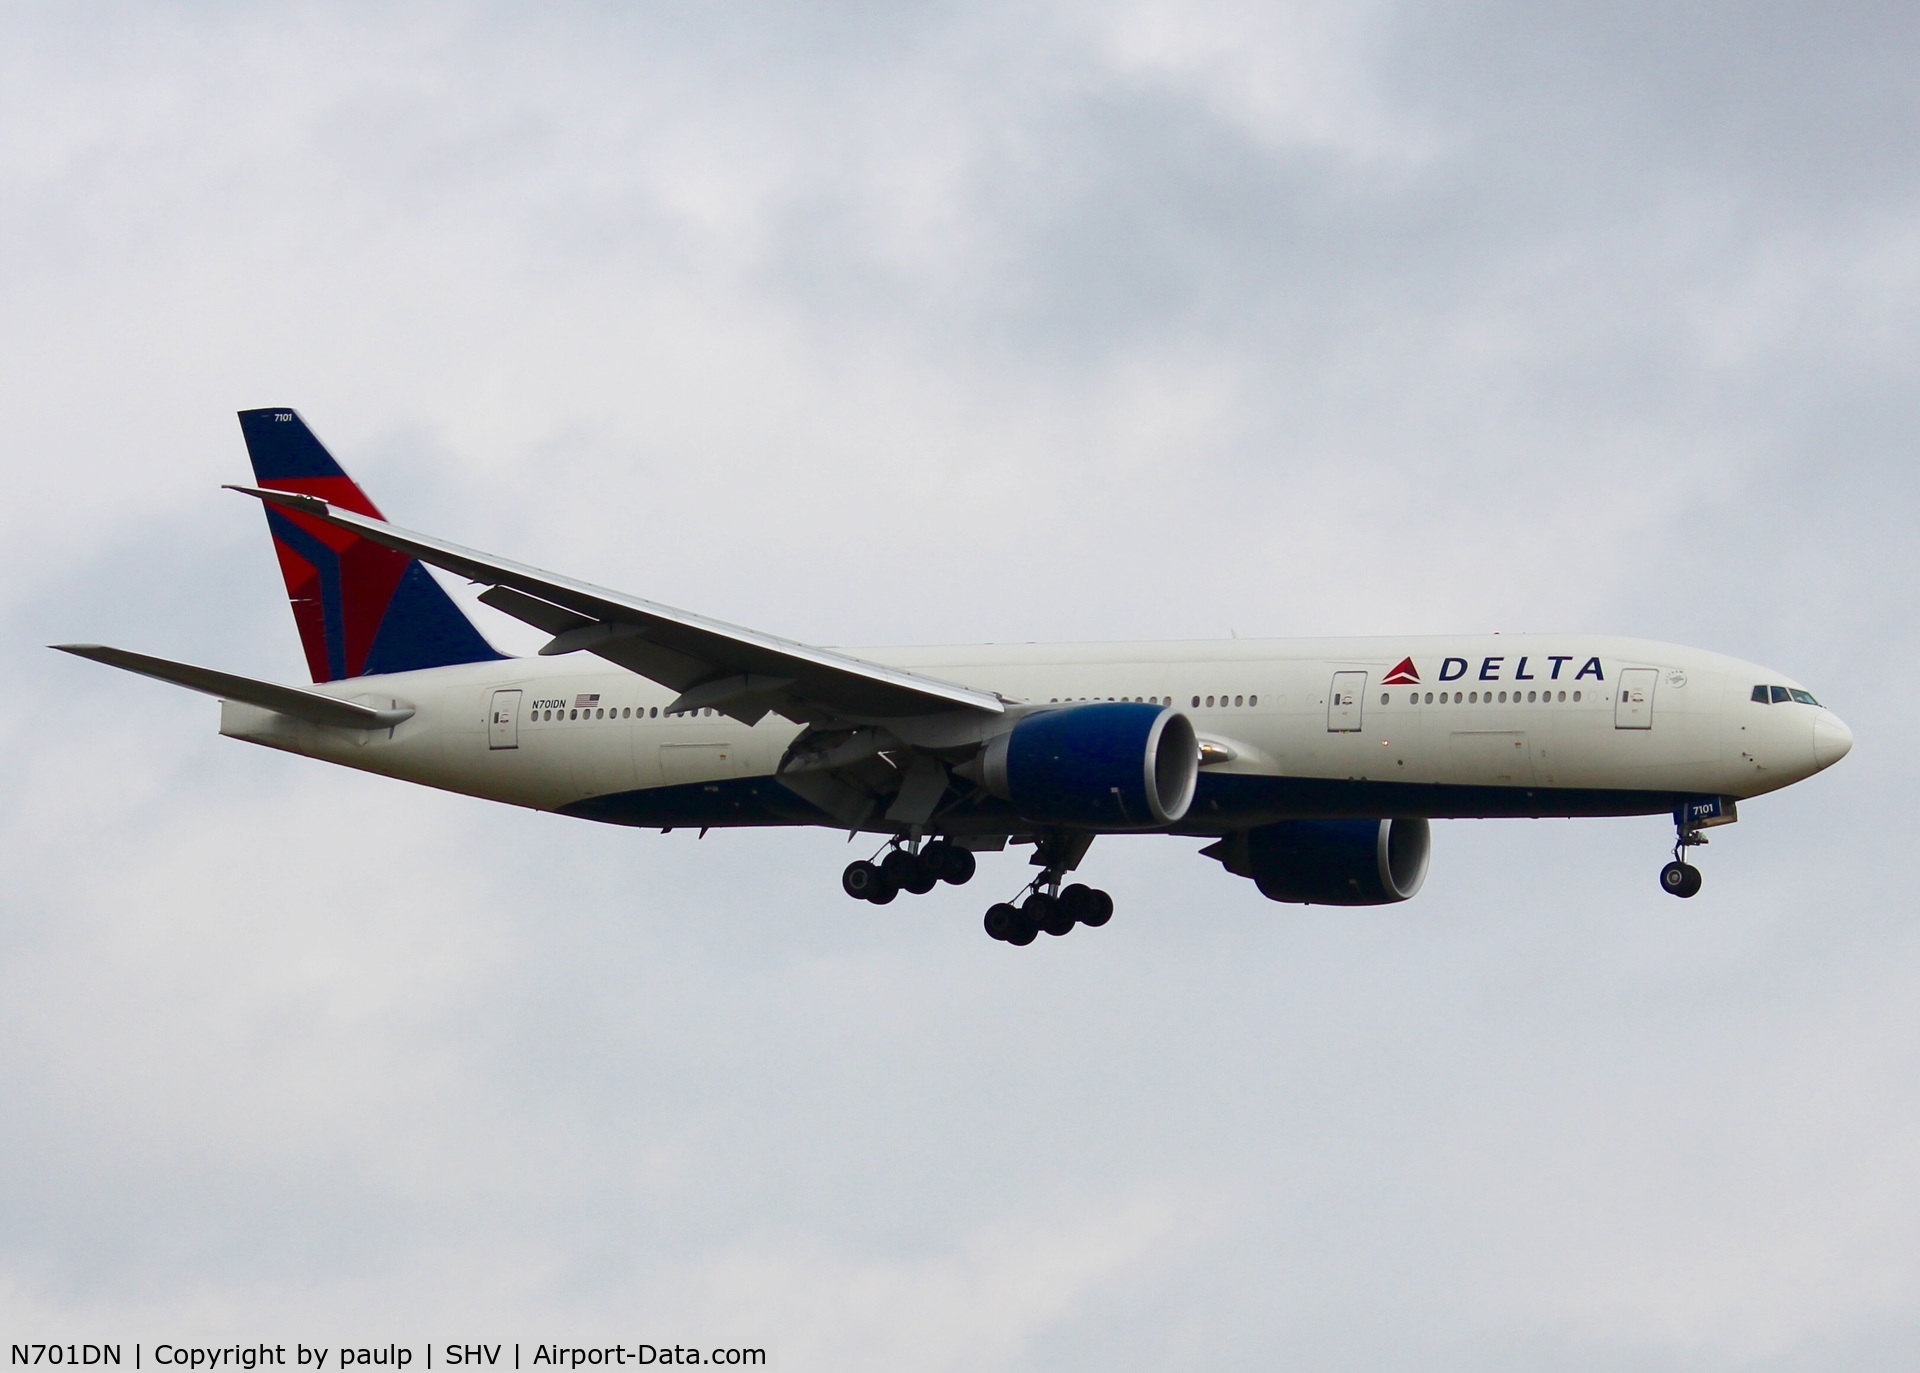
[842,861,881,901]
[1080,888,1114,928]
[1028,892,1075,937]
[883,849,936,895]
[1660,860,1703,899]
[1006,914,1039,946]
[984,903,1017,940]
[867,875,899,905]
[941,846,977,885]
[1060,884,1097,923]
[920,841,955,881]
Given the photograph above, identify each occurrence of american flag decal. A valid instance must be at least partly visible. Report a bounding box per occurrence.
[574,693,601,707]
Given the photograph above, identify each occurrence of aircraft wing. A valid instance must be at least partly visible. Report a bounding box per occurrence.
[51,644,415,730]
[226,485,1006,725]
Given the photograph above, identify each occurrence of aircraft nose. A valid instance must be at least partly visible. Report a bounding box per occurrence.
[1814,713,1853,769]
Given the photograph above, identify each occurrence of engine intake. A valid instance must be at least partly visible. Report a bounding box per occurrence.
[973,702,1198,829]
[1209,817,1431,905]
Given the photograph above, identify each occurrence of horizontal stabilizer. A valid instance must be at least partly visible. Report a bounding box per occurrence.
[51,644,415,730]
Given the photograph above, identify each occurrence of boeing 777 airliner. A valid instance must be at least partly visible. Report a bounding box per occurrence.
[56,410,1853,945]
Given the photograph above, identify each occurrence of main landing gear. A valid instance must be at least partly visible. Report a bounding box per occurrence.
[983,830,1113,947]
[842,839,977,906]
[983,881,1114,946]
[1660,817,1707,899]
[840,832,1116,946]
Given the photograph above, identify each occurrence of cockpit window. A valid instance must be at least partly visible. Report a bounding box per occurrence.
[1756,683,1823,706]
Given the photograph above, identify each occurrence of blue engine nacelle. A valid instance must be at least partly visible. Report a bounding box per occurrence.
[972,702,1199,829]
[1205,818,1432,905]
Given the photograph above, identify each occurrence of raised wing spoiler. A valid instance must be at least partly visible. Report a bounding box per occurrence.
[51,644,415,729]
[224,486,1005,725]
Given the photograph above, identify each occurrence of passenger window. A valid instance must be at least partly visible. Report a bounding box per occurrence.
[1469,692,1478,703]
[1572,691,1582,702]
[1789,689,1819,705]
[1205,696,1214,707]
[1751,685,1770,703]
[1497,691,1507,703]
[569,709,577,720]
[1248,695,1257,706]
[1380,693,1389,705]
[1770,686,1792,704]
[1424,692,1433,704]
[1234,695,1243,707]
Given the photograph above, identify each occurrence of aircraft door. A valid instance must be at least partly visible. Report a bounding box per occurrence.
[1328,671,1366,732]
[488,689,522,749]
[1614,669,1657,729]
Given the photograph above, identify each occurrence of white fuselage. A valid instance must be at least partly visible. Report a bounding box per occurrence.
[215,634,1850,833]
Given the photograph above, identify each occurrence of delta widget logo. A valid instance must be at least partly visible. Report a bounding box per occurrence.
[1382,657,1420,685]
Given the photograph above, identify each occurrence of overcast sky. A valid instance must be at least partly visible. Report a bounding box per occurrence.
[3,4,1917,1368]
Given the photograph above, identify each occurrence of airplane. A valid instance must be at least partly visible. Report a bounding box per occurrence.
[55,409,1854,945]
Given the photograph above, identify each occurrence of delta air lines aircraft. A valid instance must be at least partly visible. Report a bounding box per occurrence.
[57,410,1853,945]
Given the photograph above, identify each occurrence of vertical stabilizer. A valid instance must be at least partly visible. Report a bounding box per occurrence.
[238,408,505,683]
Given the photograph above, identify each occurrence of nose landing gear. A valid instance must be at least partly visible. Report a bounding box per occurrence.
[1660,821,1707,899]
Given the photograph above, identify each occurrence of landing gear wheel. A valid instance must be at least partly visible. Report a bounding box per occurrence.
[1006,910,1039,945]
[883,849,936,895]
[1660,860,1703,898]
[984,903,1017,941]
[866,876,899,905]
[1027,892,1075,937]
[926,843,976,885]
[1060,884,1114,928]
[842,861,883,901]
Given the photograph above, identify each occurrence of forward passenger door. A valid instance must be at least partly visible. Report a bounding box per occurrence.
[1615,669,1657,729]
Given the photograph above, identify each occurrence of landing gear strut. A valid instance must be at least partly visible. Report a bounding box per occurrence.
[1660,820,1707,899]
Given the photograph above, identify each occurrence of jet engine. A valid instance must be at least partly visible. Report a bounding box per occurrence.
[965,702,1198,829]
[1207,817,1431,905]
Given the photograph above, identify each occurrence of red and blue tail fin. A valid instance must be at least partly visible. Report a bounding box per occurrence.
[238,408,506,683]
